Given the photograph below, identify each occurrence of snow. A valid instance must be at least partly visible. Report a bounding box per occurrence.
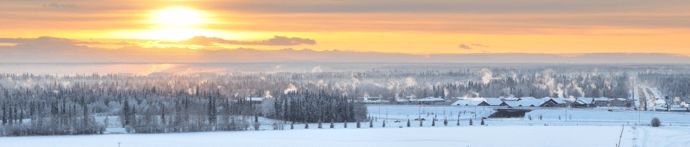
[510,99,542,107]
[546,97,567,104]
[5,105,690,146]
[594,97,613,101]
[0,126,634,147]
[526,108,690,123]
[409,97,445,102]
[451,98,485,106]
[367,105,496,121]
[484,98,504,105]
[621,126,690,147]
[245,97,264,101]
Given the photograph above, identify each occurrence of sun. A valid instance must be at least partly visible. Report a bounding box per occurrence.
[154,7,203,26]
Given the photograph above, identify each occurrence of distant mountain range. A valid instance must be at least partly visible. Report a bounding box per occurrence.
[1,42,689,63]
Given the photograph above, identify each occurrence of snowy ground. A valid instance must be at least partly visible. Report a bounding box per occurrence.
[367,105,496,121]
[623,126,690,147]
[0,126,660,147]
[5,105,690,146]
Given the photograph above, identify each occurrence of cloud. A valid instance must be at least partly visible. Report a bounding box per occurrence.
[217,0,690,13]
[44,3,76,8]
[471,43,489,47]
[2,36,690,63]
[159,36,316,46]
[0,36,133,46]
[458,44,472,50]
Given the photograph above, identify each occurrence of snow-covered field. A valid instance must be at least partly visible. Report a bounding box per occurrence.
[2,125,688,147]
[5,104,690,147]
[367,105,496,121]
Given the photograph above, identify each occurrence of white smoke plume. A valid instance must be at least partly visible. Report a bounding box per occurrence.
[480,68,493,84]
[568,81,585,97]
[405,77,416,87]
[555,83,564,98]
[311,66,323,73]
[284,84,297,94]
[351,77,360,89]
[264,90,273,98]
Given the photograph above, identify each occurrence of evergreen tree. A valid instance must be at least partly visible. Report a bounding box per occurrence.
[2,104,6,125]
[382,120,385,128]
[432,119,435,126]
[160,102,166,126]
[123,99,130,126]
[83,104,89,126]
[209,96,217,124]
[419,120,423,127]
[469,119,473,125]
[131,106,137,125]
[407,119,410,127]
[481,119,485,125]
[8,104,12,125]
[444,119,448,126]
[369,120,373,128]
[19,106,23,124]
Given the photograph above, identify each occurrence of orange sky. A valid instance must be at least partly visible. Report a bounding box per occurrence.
[1,0,689,55]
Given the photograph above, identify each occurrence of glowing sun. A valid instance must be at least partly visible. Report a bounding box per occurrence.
[154,7,203,26]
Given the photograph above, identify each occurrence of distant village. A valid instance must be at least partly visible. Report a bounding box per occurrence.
[350,96,690,112]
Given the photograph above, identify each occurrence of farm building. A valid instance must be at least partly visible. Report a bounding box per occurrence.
[508,99,541,107]
[394,98,409,104]
[409,97,445,104]
[539,98,567,107]
[357,96,381,101]
[476,98,505,106]
[451,98,485,106]
[571,98,595,108]
[592,97,630,107]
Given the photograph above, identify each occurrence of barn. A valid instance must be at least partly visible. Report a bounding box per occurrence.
[539,98,566,107]
[451,98,485,106]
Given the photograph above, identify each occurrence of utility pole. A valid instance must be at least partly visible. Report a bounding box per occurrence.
[418,105,421,120]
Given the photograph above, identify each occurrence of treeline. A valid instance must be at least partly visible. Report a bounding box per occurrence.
[441,73,631,99]
[0,75,368,136]
[266,91,367,123]
[0,97,105,136]
[120,93,253,133]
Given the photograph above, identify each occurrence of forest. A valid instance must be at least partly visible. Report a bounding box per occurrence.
[0,65,688,136]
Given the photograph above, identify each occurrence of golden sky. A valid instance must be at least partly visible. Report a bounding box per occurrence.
[1,0,689,56]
